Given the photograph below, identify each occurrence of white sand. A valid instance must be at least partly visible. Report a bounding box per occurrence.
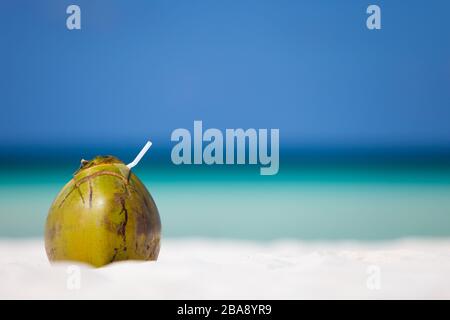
[1,238,450,299]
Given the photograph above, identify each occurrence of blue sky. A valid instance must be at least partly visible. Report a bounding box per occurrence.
[1,0,449,149]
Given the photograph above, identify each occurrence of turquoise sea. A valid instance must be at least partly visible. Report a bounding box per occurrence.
[1,162,450,240]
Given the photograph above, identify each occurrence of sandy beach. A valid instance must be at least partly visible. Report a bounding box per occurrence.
[1,238,450,299]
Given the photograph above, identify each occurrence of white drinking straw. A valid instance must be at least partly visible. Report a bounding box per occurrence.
[127,141,152,169]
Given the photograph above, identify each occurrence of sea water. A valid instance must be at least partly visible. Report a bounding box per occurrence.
[1,164,450,240]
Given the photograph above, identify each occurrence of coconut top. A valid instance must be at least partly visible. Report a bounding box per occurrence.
[74,156,125,176]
